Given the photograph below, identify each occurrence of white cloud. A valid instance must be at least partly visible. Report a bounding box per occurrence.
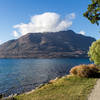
[66,13,76,19]
[0,40,2,44]
[13,31,19,37]
[79,30,85,35]
[13,12,75,36]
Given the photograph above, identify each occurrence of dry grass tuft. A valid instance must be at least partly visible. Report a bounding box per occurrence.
[70,64,99,78]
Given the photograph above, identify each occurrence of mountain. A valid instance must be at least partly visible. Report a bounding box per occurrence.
[0,30,96,58]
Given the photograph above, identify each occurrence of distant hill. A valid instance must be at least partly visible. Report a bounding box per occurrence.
[0,30,96,58]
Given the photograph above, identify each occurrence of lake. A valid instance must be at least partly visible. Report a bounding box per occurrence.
[0,58,91,96]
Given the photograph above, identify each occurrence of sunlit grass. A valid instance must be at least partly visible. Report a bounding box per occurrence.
[7,75,97,100]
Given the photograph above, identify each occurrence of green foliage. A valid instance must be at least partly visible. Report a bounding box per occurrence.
[70,64,99,77]
[84,1,100,65]
[88,40,100,65]
[83,0,100,25]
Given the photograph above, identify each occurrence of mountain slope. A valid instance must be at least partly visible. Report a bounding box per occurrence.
[0,30,96,58]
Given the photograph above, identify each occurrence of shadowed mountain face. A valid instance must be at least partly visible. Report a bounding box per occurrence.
[0,30,96,58]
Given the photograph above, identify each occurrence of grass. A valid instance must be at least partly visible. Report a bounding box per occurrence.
[7,75,97,100]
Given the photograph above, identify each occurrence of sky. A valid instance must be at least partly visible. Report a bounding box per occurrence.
[0,0,100,44]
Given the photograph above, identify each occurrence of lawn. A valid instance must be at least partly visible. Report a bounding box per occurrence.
[7,75,97,100]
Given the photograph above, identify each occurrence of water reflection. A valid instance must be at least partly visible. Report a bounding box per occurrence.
[0,58,90,96]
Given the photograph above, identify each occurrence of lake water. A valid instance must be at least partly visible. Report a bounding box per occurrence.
[0,58,90,96]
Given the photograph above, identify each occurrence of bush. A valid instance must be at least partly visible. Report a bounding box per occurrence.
[88,40,100,65]
[70,64,99,78]
[0,94,3,98]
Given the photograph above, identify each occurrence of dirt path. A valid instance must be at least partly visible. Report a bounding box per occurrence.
[88,79,100,100]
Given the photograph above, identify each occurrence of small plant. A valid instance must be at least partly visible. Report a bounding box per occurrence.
[70,64,99,78]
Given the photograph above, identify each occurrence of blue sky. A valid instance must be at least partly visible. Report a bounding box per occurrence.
[0,0,100,44]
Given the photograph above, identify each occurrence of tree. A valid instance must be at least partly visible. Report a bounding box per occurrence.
[83,0,100,25]
[84,0,100,65]
[88,40,100,65]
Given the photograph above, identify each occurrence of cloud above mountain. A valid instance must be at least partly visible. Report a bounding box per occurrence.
[13,31,19,37]
[0,40,2,44]
[79,30,85,35]
[13,12,75,37]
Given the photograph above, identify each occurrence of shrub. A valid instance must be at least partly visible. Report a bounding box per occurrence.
[0,94,3,98]
[70,64,99,78]
[88,40,100,65]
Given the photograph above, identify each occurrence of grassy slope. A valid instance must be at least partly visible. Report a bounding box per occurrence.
[10,76,97,100]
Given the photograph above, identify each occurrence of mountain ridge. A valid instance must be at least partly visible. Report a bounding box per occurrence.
[0,30,96,58]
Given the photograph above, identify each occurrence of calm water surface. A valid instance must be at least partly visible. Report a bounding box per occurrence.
[0,58,90,96]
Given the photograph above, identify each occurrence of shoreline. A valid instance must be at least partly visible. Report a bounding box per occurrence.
[0,56,89,59]
[3,75,97,100]
[1,76,61,99]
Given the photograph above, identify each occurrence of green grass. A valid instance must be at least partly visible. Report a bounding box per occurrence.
[8,75,97,100]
